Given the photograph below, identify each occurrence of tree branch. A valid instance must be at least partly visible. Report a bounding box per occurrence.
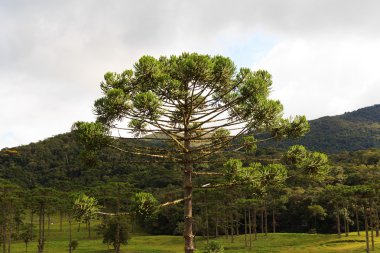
[159,196,191,208]
[107,144,180,161]
[192,171,224,176]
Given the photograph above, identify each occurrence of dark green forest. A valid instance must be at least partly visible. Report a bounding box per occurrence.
[1,105,379,238]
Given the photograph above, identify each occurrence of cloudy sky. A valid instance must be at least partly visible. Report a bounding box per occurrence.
[1,0,380,149]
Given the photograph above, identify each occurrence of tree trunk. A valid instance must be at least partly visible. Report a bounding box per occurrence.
[30,211,34,239]
[345,203,349,236]
[130,215,133,233]
[215,214,219,238]
[69,220,72,253]
[183,135,194,253]
[47,213,51,236]
[201,208,205,239]
[370,210,374,251]
[272,209,276,233]
[375,207,379,237]
[264,207,268,236]
[115,185,121,253]
[2,222,6,253]
[343,215,348,237]
[205,203,209,244]
[88,221,91,239]
[230,214,234,243]
[38,209,41,253]
[38,206,44,253]
[42,207,45,252]
[365,213,370,253]
[253,208,257,240]
[42,208,45,249]
[47,213,50,235]
[336,210,341,238]
[261,209,264,234]
[355,207,360,236]
[244,208,247,248]
[235,213,239,236]
[60,210,63,232]
[7,225,11,253]
[224,222,228,239]
[314,215,317,233]
[38,211,41,253]
[248,208,252,250]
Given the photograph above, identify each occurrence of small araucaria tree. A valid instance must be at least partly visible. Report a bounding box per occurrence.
[72,53,309,253]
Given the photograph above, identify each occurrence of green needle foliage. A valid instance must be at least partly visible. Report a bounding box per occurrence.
[131,192,158,220]
[72,53,309,253]
[284,145,330,182]
[73,193,99,221]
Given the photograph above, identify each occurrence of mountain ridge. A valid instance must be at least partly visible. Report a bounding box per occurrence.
[263,104,380,152]
[2,104,380,153]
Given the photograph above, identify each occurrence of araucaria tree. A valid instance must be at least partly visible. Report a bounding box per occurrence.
[73,53,309,253]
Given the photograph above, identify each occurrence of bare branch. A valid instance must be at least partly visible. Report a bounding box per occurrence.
[192,172,224,176]
[159,196,191,208]
[96,211,129,216]
[199,182,251,189]
[107,144,180,161]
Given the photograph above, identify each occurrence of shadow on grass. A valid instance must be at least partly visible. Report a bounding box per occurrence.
[321,239,366,245]
[126,251,177,253]
[84,250,176,253]
[224,246,246,250]
[83,251,110,253]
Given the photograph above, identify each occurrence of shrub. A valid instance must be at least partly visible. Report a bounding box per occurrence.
[204,240,224,253]
[70,240,79,250]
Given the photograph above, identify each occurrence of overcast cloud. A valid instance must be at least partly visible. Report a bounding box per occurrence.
[1,0,380,148]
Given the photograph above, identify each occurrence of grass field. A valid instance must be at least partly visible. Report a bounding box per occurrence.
[9,216,380,253]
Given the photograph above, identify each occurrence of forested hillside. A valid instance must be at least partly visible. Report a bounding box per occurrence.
[0,133,182,191]
[1,105,379,191]
[1,104,380,239]
[262,104,380,152]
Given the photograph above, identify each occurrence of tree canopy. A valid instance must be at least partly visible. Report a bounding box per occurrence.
[72,53,309,253]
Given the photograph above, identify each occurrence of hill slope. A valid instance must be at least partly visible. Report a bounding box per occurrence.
[264,104,380,153]
[1,104,379,189]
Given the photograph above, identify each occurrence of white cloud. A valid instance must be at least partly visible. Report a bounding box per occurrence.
[1,0,380,148]
[256,37,380,119]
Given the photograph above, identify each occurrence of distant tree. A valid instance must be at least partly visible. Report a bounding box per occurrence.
[30,187,58,253]
[266,186,288,233]
[307,205,326,233]
[0,179,23,253]
[73,193,99,239]
[92,183,133,253]
[322,185,353,238]
[65,193,77,253]
[72,53,309,252]
[20,225,33,252]
[351,185,375,253]
[97,217,130,251]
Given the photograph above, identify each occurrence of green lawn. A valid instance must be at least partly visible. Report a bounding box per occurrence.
[9,216,380,252]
